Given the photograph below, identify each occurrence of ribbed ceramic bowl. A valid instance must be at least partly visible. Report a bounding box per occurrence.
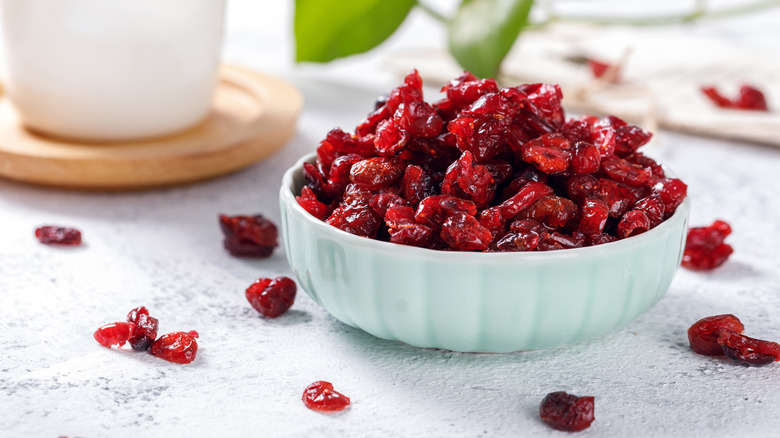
[280,153,690,352]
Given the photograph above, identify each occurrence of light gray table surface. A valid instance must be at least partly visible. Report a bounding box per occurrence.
[2,1,780,436]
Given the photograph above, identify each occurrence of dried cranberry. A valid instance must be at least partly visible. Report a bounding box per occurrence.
[440,212,492,251]
[394,101,443,138]
[401,165,435,206]
[682,220,733,271]
[539,391,595,432]
[523,195,577,229]
[735,85,769,111]
[151,331,199,364]
[35,226,82,245]
[517,133,571,174]
[245,276,297,318]
[616,210,650,239]
[653,178,687,217]
[688,314,745,356]
[296,186,330,221]
[578,199,609,235]
[702,84,769,111]
[127,306,159,352]
[350,157,405,190]
[326,203,381,238]
[588,58,619,82]
[302,381,351,413]
[718,332,780,366]
[94,322,133,348]
[374,119,408,156]
[498,181,554,221]
[219,214,278,258]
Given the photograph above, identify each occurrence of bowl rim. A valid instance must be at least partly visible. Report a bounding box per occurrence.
[280,152,690,261]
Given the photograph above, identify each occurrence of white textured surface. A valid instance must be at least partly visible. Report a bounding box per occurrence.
[2,1,780,437]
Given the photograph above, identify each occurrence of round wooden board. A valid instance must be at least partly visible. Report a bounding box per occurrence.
[0,65,303,190]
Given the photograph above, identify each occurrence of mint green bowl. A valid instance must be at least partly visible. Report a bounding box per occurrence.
[280,153,690,352]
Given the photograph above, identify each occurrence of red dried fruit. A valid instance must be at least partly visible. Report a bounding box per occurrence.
[219,214,278,258]
[588,58,619,82]
[600,156,652,187]
[569,141,601,175]
[718,331,780,366]
[539,391,595,432]
[245,276,297,318]
[682,220,733,271]
[440,212,493,251]
[300,71,686,251]
[296,186,330,221]
[395,101,443,138]
[415,195,477,228]
[523,195,577,229]
[326,203,381,238]
[735,85,769,111]
[302,381,351,413]
[94,322,133,348]
[578,199,609,235]
[127,306,159,352]
[632,194,665,227]
[441,151,495,207]
[688,314,745,356]
[350,157,405,190]
[616,210,651,239]
[702,84,769,111]
[374,119,408,156]
[151,331,199,364]
[653,178,687,217]
[518,133,571,174]
[401,164,435,206]
[35,226,82,245]
[498,181,554,221]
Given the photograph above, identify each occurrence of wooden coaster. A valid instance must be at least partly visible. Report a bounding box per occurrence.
[0,65,303,190]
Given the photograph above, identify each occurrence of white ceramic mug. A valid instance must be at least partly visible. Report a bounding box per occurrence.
[0,0,226,142]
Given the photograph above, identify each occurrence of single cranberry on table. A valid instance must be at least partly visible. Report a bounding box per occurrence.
[218,214,278,257]
[687,314,745,356]
[297,69,687,252]
[246,276,297,318]
[302,381,351,413]
[682,219,734,271]
[539,391,595,432]
[93,322,133,348]
[35,225,82,245]
[150,331,200,364]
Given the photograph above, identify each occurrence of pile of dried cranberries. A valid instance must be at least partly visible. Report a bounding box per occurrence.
[297,70,687,252]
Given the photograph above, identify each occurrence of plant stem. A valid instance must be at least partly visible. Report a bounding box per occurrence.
[544,0,780,27]
[416,0,449,23]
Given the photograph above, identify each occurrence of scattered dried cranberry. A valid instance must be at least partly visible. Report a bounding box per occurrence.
[302,381,351,413]
[539,391,595,432]
[299,70,686,252]
[588,58,620,83]
[718,332,780,367]
[246,276,297,318]
[218,214,278,258]
[682,220,733,271]
[126,306,159,351]
[701,84,769,111]
[94,322,133,348]
[35,226,82,245]
[151,331,199,364]
[688,314,745,356]
[688,314,780,367]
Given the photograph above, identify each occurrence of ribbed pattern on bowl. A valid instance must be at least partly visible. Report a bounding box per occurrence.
[280,153,690,352]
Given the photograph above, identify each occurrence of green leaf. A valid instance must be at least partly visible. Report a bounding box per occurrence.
[448,0,534,78]
[295,0,417,63]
